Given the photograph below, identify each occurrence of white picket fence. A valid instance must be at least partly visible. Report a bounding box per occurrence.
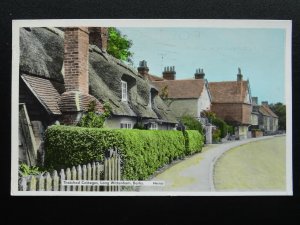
[19,151,121,192]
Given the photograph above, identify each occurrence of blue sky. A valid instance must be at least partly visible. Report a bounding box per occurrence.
[118,27,286,104]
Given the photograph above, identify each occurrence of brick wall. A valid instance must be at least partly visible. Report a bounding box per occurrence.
[64,27,89,94]
[163,72,175,80]
[88,27,108,51]
[211,103,251,125]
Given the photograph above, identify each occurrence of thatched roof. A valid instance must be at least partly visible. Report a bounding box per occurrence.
[19,27,177,123]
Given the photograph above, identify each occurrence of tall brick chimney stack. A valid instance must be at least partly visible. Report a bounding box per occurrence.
[163,66,176,80]
[195,68,205,79]
[64,27,89,94]
[138,60,149,79]
[88,27,108,51]
[59,27,103,125]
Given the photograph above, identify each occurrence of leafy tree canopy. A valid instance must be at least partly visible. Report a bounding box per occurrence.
[269,102,286,130]
[107,27,133,63]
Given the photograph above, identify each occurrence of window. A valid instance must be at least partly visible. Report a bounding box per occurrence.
[121,80,127,101]
[149,123,158,130]
[120,122,132,129]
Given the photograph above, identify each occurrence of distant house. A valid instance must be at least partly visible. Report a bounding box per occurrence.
[208,69,252,140]
[252,99,278,134]
[139,62,213,142]
[144,65,212,119]
[18,27,177,165]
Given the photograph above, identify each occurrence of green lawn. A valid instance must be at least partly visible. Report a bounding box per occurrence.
[214,136,286,191]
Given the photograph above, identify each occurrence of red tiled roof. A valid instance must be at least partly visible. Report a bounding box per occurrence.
[152,79,205,99]
[21,74,62,115]
[208,81,249,103]
[260,104,278,118]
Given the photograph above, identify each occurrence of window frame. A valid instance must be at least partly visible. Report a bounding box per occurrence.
[121,80,128,102]
[120,122,132,129]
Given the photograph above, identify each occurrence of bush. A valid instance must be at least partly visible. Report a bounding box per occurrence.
[44,125,123,170]
[115,129,186,180]
[180,115,204,135]
[44,125,204,180]
[184,130,204,155]
[212,129,221,142]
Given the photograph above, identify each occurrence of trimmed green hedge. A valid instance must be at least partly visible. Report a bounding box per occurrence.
[184,130,204,155]
[44,125,204,180]
[44,126,122,170]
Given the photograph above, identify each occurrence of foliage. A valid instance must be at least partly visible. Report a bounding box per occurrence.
[19,163,43,177]
[107,27,133,63]
[269,102,286,130]
[44,125,204,180]
[212,129,221,143]
[180,115,204,135]
[202,110,233,137]
[159,85,169,99]
[183,130,204,155]
[44,126,123,170]
[78,101,111,128]
[115,129,186,180]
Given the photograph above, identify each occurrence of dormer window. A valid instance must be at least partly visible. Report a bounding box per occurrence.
[121,80,127,101]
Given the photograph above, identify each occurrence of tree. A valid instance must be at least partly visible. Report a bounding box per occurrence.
[107,27,133,63]
[269,102,286,130]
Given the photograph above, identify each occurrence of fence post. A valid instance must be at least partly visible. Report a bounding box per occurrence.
[65,168,71,191]
[19,177,27,191]
[52,170,59,191]
[45,172,52,191]
[37,174,44,191]
[77,165,82,192]
[87,163,92,191]
[96,162,101,192]
[92,162,96,192]
[117,155,121,191]
[82,165,87,192]
[71,166,77,191]
[60,169,65,191]
[104,158,108,191]
[29,175,36,191]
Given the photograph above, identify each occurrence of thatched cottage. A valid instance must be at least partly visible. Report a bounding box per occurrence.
[19,27,177,165]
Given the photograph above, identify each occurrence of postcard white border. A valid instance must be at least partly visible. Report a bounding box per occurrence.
[11,19,293,196]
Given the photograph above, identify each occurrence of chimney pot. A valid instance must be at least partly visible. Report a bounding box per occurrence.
[195,68,205,79]
[163,65,176,80]
[237,67,243,81]
[137,60,149,78]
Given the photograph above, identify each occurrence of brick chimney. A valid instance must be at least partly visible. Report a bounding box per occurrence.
[59,27,103,125]
[64,27,89,94]
[237,67,243,81]
[138,60,149,79]
[88,27,108,51]
[163,66,176,80]
[195,68,205,79]
[252,97,258,105]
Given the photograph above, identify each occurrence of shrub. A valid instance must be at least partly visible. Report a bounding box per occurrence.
[115,129,186,180]
[44,125,204,180]
[180,115,204,135]
[78,101,111,128]
[19,163,44,177]
[212,129,221,143]
[184,130,204,155]
[44,125,122,170]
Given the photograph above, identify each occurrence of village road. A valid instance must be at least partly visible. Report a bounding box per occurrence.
[139,135,279,192]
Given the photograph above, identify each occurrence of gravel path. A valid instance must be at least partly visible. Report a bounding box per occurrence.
[139,136,276,192]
